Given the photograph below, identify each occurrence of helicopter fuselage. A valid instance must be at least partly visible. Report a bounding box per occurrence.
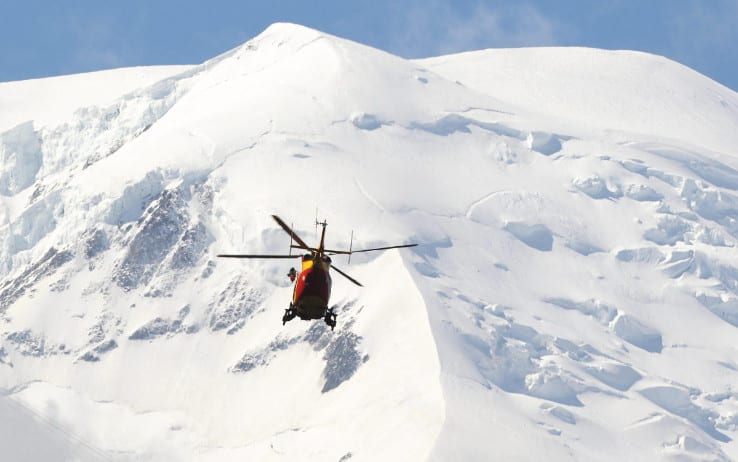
[292,254,333,319]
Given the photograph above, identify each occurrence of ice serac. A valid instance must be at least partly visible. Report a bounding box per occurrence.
[1,21,738,461]
[0,65,194,132]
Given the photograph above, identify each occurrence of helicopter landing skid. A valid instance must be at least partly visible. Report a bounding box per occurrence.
[282,305,297,325]
[324,307,337,331]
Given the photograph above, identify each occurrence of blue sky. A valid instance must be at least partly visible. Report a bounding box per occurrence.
[2,0,737,91]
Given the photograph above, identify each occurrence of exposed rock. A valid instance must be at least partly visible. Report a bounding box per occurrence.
[84,228,109,259]
[0,247,74,312]
[78,340,118,362]
[6,330,49,357]
[322,332,363,393]
[114,187,188,290]
[128,305,190,341]
[129,317,182,340]
[231,337,298,373]
[171,222,212,270]
[209,279,262,334]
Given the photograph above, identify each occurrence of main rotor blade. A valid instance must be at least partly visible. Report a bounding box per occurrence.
[292,246,353,255]
[291,245,322,252]
[217,254,299,259]
[272,215,312,251]
[331,264,363,287]
[322,249,352,255]
[346,243,418,254]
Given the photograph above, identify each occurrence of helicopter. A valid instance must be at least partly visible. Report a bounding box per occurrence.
[217,215,417,330]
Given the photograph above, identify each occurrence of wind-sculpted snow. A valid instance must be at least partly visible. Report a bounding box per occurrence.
[681,178,738,239]
[625,183,663,202]
[611,246,738,329]
[526,131,566,156]
[661,250,713,280]
[615,141,738,242]
[617,159,682,188]
[644,215,694,245]
[545,298,662,352]
[583,362,641,391]
[409,113,523,139]
[545,298,619,324]
[611,313,663,353]
[350,112,387,131]
[697,294,738,327]
[436,300,647,406]
[504,222,554,251]
[640,386,731,443]
[565,240,603,256]
[541,403,577,426]
[615,246,664,263]
[635,142,738,191]
[573,175,623,199]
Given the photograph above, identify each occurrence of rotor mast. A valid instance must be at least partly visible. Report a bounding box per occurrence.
[316,219,328,258]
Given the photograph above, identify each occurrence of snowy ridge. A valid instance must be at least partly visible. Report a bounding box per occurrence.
[1,22,738,461]
[418,47,738,155]
[0,66,194,133]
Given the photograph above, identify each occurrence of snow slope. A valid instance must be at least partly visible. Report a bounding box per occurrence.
[0,66,194,133]
[1,22,738,461]
[418,48,738,155]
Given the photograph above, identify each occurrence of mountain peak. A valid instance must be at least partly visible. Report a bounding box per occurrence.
[238,21,328,54]
[259,21,325,39]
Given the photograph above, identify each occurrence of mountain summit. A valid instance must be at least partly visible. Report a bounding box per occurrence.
[1,23,738,461]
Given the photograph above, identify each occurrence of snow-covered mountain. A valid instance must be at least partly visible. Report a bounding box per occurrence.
[2,22,738,461]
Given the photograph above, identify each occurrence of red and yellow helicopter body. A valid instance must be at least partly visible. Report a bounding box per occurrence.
[292,253,333,320]
[218,215,415,330]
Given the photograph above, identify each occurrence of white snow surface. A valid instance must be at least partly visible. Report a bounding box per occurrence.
[0,66,194,133]
[1,22,738,461]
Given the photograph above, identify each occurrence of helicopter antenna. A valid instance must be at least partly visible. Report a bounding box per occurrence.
[348,230,353,264]
[288,222,293,256]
